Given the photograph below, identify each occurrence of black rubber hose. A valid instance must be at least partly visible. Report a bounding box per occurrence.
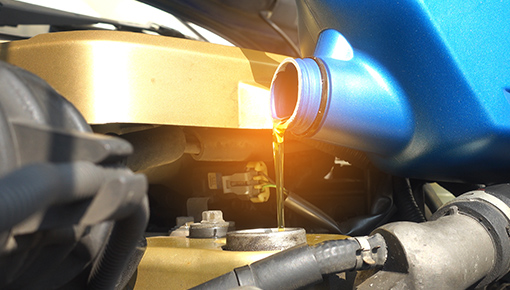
[393,177,426,223]
[114,237,148,290]
[312,239,360,274]
[0,161,133,232]
[87,196,149,290]
[191,234,386,290]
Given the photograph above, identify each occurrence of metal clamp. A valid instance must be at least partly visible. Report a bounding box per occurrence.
[351,236,376,268]
[449,190,510,221]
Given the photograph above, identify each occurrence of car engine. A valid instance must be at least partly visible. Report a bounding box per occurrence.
[0,0,509,289]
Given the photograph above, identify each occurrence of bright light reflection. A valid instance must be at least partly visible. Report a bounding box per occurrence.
[90,42,131,122]
[362,63,391,94]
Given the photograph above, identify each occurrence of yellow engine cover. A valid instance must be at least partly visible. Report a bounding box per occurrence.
[132,234,348,289]
[0,31,287,129]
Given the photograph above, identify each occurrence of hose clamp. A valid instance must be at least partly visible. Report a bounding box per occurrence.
[452,190,510,221]
[350,236,376,269]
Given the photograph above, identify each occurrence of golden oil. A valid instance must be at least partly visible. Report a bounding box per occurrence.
[273,119,289,231]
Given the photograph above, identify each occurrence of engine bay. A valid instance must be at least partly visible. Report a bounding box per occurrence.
[0,0,509,289]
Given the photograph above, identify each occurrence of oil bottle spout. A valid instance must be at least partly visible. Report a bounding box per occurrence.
[270,29,414,155]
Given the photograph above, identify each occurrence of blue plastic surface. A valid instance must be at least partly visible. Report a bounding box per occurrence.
[313,30,414,155]
[280,0,510,183]
[272,30,413,154]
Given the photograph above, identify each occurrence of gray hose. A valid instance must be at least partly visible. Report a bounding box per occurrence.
[0,161,133,232]
[191,234,386,290]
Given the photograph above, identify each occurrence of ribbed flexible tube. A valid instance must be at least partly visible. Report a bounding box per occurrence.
[87,196,150,290]
[312,238,361,274]
[0,161,133,232]
[393,177,426,223]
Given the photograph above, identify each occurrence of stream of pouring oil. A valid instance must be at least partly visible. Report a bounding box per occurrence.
[273,119,289,231]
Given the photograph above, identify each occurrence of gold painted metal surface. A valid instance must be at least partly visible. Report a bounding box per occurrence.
[0,31,287,128]
[132,234,349,289]
[133,236,274,289]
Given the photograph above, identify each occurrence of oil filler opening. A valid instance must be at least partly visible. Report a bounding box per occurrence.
[271,61,299,121]
[270,58,323,136]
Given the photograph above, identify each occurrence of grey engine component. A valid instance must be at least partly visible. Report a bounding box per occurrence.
[0,61,149,289]
[360,184,510,289]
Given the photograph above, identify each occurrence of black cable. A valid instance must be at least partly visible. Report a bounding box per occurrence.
[191,234,386,290]
[393,177,426,222]
[180,20,208,42]
[87,196,150,290]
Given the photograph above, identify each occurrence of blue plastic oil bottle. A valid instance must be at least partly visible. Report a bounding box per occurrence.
[271,0,510,183]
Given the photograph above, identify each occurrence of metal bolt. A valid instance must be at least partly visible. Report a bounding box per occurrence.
[189,210,230,239]
[201,210,225,224]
